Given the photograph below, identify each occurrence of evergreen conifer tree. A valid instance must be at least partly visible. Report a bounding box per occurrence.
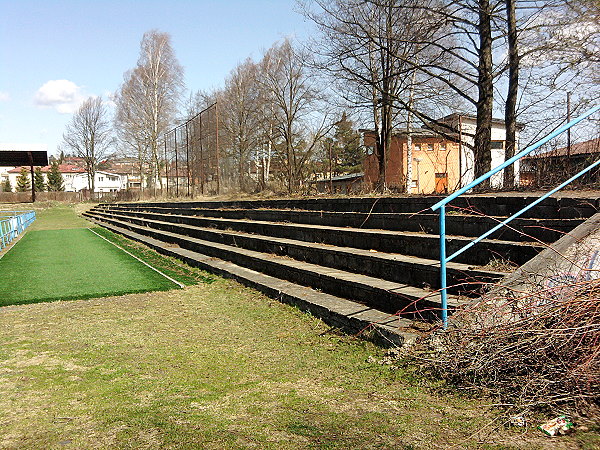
[1,178,11,192]
[333,112,363,174]
[34,167,46,192]
[47,162,65,192]
[15,167,31,192]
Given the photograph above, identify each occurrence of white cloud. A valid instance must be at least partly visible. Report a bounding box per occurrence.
[34,79,85,114]
[0,91,10,102]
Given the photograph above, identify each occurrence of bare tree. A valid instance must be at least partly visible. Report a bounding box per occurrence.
[257,39,333,193]
[114,67,149,191]
[303,0,413,190]
[116,30,184,190]
[306,0,597,191]
[383,0,502,188]
[303,0,472,190]
[508,0,600,144]
[220,58,262,191]
[502,0,519,187]
[252,71,280,191]
[61,96,112,194]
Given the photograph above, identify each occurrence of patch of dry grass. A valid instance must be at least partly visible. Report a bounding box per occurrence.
[0,278,589,449]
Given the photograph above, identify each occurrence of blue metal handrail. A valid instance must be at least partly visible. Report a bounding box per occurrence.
[0,210,36,250]
[431,105,600,328]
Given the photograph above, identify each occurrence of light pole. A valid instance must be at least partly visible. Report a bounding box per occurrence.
[413,157,422,194]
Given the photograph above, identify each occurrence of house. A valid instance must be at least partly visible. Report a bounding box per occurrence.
[362,114,522,193]
[75,171,125,193]
[435,113,523,188]
[4,165,124,193]
[362,128,460,194]
[106,157,145,190]
[61,156,86,167]
[5,164,85,192]
[519,138,600,187]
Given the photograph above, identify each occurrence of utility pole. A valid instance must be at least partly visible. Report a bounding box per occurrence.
[406,61,417,193]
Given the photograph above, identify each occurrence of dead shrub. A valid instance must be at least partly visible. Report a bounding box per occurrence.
[407,277,600,416]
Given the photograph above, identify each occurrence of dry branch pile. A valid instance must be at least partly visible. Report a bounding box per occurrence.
[410,277,600,415]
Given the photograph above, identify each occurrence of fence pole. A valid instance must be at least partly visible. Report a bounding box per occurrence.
[186,123,190,196]
[215,101,220,194]
[164,137,169,195]
[175,127,179,197]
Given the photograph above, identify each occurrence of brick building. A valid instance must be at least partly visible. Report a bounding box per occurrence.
[362,115,521,193]
[362,128,460,194]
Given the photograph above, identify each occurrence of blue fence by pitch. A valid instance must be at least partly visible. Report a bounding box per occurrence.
[0,210,36,250]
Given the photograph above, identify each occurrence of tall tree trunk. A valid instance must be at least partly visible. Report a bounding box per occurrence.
[503,0,518,188]
[474,0,494,190]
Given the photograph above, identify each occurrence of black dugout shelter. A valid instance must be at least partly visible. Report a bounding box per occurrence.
[0,150,49,202]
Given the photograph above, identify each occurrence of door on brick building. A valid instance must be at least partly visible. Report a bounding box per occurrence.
[435,172,448,194]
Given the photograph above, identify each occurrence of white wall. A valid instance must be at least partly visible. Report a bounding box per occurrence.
[0,167,16,191]
[458,118,520,189]
[73,171,124,193]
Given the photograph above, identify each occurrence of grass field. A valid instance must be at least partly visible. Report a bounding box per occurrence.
[0,204,183,306]
[0,228,179,306]
[0,203,597,448]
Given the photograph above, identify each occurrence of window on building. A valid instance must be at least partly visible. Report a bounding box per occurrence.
[440,142,447,152]
[414,144,421,152]
[98,176,104,181]
[491,141,505,150]
[424,143,433,152]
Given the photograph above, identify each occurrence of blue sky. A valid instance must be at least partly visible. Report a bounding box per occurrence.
[0,0,312,157]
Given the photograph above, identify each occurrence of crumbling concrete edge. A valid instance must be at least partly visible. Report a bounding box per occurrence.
[492,212,600,293]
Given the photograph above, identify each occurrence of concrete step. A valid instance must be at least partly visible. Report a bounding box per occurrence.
[86,209,504,295]
[84,211,467,320]
[97,194,600,218]
[88,207,544,266]
[85,217,420,348]
[96,205,583,242]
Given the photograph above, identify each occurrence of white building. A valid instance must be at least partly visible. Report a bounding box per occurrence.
[437,114,523,188]
[73,171,126,193]
[2,165,125,193]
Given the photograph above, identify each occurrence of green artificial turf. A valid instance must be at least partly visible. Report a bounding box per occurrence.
[0,227,179,306]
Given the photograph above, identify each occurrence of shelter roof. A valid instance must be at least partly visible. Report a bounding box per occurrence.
[0,150,48,167]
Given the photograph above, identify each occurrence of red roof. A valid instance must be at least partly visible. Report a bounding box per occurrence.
[8,164,86,174]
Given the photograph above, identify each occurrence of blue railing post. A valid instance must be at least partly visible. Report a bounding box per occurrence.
[439,205,448,328]
[430,104,598,330]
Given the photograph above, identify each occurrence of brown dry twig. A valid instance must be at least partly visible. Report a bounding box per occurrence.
[407,276,600,416]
